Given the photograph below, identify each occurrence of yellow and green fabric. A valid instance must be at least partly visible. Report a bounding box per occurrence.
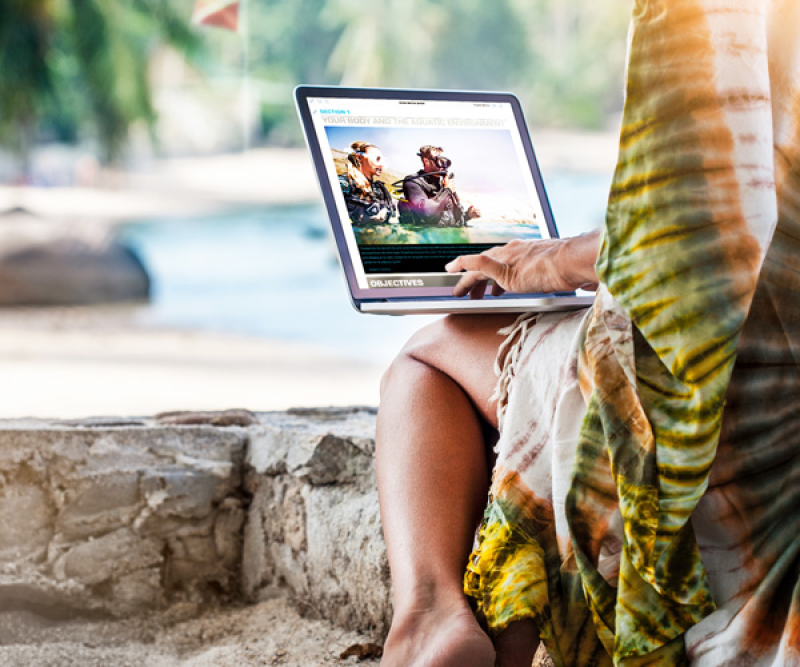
[464,0,800,664]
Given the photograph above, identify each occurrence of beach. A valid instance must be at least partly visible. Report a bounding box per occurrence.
[0,132,616,418]
[1,147,380,420]
[0,596,382,666]
[0,305,386,420]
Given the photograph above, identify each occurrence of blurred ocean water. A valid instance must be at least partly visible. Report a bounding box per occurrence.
[119,170,610,366]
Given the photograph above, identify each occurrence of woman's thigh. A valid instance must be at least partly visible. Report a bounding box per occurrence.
[388,313,517,429]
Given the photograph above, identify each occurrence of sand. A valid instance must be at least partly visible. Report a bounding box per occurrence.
[0,596,382,667]
[0,304,387,420]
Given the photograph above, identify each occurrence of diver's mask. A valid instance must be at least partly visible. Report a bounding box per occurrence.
[418,152,452,171]
[431,155,452,171]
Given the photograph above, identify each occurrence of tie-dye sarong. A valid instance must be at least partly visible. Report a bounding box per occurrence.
[463,1,800,665]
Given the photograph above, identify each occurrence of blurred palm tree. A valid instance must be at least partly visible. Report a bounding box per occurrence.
[0,0,201,174]
[245,0,629,136]
[0,0,633,166]
[508,0,631,127]
[321,0,446,88]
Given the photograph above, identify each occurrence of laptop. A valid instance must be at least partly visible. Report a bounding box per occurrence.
[294,85,594,315]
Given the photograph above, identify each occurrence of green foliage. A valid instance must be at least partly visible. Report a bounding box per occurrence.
[510,0,632,127]
[0,0,56,159]
[430,0,530,92]
[239,0,632,140]
[0,0,200,164]
[0,0,633,159]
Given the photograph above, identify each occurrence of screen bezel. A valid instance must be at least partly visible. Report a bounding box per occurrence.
[294,85,561,302]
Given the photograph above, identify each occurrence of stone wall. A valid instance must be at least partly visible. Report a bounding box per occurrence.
[0,417,247,618]
[0,408,390,635]
[242,408,390,636]
[0,408,560,666]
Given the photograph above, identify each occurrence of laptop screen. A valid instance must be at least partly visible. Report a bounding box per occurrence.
[300,90,556,298]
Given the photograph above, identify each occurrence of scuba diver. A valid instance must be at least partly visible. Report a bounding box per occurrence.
[338,141,395,225]
[397,145,480,227]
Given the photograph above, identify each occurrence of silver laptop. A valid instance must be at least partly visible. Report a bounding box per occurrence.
[294,85,594,315]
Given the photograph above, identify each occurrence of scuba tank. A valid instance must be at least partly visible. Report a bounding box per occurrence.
[339,175,395,224]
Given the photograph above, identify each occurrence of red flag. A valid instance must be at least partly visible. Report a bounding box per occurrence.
[192,0,240,31]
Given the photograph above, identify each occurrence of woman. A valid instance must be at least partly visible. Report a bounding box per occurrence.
[338,141,395,225]
[377,234,599,667]
[377,1,800,666]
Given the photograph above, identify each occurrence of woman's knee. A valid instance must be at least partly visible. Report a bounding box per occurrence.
[380,320,442,401]
[379,314,513,423]
[388,315,506,370]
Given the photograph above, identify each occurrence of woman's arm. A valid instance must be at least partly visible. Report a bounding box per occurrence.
[445,228,601,299]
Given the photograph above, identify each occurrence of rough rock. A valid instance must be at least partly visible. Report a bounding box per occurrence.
[0,407,555,662]
[0,211,149,306]
[0,421,247,616]
[241,407,390,636]
[155,409,258,427]
[0,408,387,634]
[535,645,556,667]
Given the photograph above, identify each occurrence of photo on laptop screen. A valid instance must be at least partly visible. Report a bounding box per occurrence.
[303,94,554,293]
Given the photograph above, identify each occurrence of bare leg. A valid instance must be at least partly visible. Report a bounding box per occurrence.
[377,314,531,667]
[494,619,541,667]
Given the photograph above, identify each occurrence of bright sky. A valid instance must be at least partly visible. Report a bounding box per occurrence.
[325,126,529,196]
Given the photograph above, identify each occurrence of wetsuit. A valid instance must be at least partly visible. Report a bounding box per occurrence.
[338,175,395,225]
[398,171,475,227]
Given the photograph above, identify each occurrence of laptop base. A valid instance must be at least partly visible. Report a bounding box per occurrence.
[359,295,594,315]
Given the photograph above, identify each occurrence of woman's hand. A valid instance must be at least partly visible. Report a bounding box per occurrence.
[444,229,602,299]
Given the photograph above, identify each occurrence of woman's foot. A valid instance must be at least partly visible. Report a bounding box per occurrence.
[381,599,495,667]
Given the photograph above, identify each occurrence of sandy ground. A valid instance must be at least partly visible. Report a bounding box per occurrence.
[0,596,382,667]
[0,148,321,220]
[0,304,387,420]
